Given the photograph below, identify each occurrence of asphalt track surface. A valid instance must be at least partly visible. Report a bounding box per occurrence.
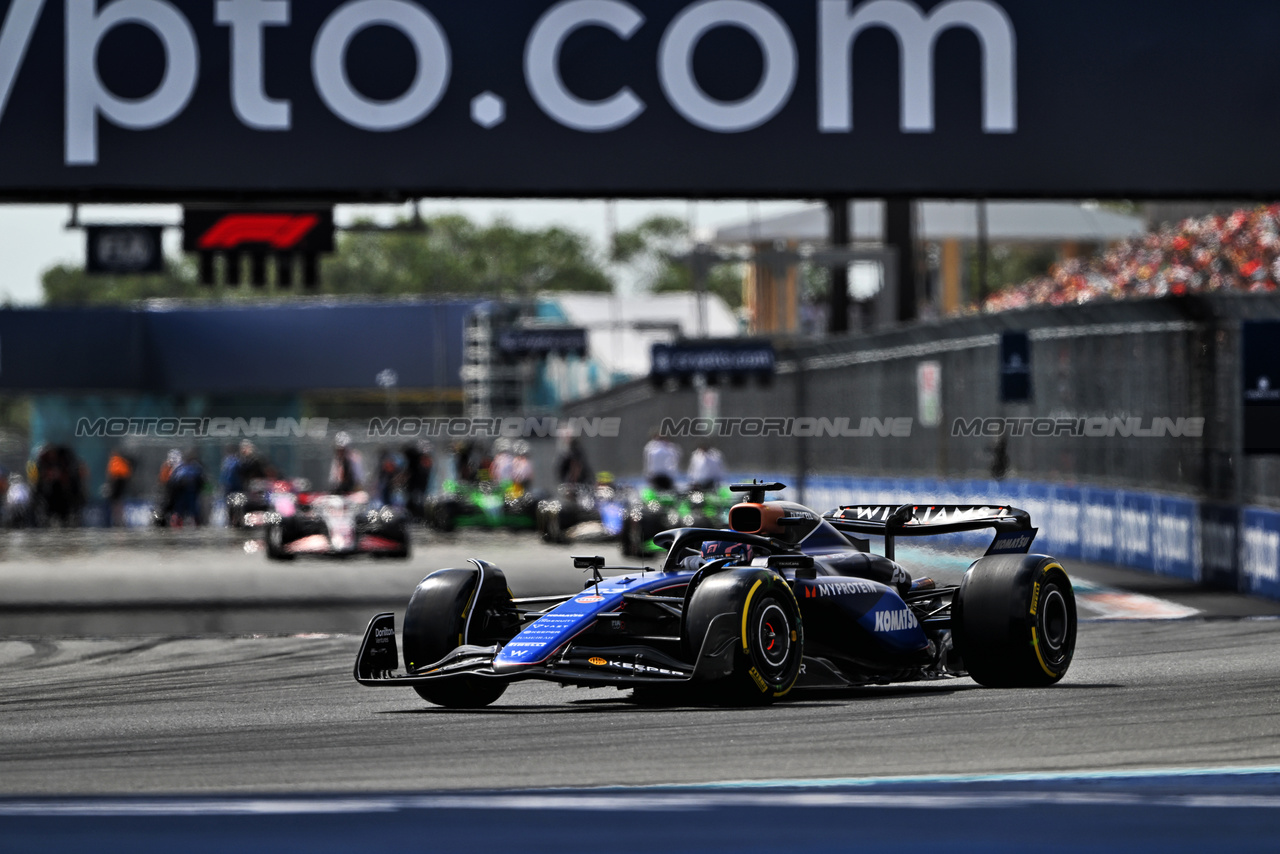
[3,528,1280,850]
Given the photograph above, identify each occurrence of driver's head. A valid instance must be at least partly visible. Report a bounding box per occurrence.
[700,540,755,564]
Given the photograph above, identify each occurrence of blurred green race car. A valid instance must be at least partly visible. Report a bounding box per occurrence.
[425,479,541,532]
[619,485,734,556]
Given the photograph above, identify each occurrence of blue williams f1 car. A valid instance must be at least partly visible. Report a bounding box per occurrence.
[354,482,1077,707]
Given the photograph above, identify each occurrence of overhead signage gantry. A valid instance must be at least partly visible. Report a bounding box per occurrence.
[4,1,1280,312]
[0,1,1277,200]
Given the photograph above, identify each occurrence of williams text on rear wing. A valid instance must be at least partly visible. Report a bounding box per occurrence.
[823,504,1036,560]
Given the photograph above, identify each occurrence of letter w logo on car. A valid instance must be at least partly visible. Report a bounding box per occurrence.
[197,214,320,250]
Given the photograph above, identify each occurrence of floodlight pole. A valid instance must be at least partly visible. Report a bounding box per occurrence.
[671,244,723,338]
[827,198,851,334]
[886,199,917,323]
[976,199,990,306]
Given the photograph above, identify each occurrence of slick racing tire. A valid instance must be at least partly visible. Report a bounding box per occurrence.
[547,512,563,543]
[619,517,635,556]
[625,517,647,557]
[264,521,294,561]
[403,564,520,708]
[684,568,804,705]
[434,504,457,533]
[952,554,1077,688]
[370,520,411,560]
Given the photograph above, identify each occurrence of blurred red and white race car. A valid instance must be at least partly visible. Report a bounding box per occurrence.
[264,491,411,560]
[228,478,308,529]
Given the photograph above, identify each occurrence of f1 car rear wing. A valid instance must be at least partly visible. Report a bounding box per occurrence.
[823,504,1036,561]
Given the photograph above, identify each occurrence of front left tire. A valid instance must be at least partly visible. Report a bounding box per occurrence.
[683,567,804,705]
[403,565,519,708]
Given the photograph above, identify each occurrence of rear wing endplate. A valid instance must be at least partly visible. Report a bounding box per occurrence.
[823,504,1035,561]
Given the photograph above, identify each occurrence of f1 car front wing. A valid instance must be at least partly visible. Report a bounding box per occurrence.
[353,611,742,690]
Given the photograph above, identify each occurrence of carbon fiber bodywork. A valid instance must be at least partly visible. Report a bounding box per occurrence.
[355,494,1048,698]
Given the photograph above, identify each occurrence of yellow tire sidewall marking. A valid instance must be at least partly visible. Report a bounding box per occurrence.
[1031,562,1067,678]
[741,579,764,651]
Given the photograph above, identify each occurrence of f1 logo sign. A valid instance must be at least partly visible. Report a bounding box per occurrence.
[183,208,334,253]
[197,214,320,251]
[183,207,334,288]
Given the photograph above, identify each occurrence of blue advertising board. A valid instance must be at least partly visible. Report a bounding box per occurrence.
[1153,495,1198,581]
[1116,491,1156,574]
[1199,503,1240,591]
[1080,487,1118,566]
[1239,507,1280,600]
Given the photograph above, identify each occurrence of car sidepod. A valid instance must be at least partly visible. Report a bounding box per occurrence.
[792,576,931,666]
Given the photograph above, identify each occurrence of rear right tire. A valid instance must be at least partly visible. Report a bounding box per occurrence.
[952,554,1077,687]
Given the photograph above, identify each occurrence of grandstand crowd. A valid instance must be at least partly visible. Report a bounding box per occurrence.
[984,205,1280,312]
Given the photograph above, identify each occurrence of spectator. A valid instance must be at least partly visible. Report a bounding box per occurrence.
[168,451,205,526]
[509,441,534,488]
[643,429,681,490]
[329,432,365,495]
[402,441,433,520]
[236,440,269,483]
[452,441,478,483]
[157,448,182,524]
[375,448,403,507]
[687,443,725,491]
[985,205,1280,313]
[4,474,33,528]
[106,448,133,527]
[218,444,242,497]
[556,436,592,486]
[36,445,85,527]
[489,438,515,484]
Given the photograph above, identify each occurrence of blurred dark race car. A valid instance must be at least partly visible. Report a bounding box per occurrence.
[226,478,309,529]
[354,481,1077,708]
[425,479,541,532]
[265,491,410,560]
[536,480,630,544]
[619,485,734,557]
